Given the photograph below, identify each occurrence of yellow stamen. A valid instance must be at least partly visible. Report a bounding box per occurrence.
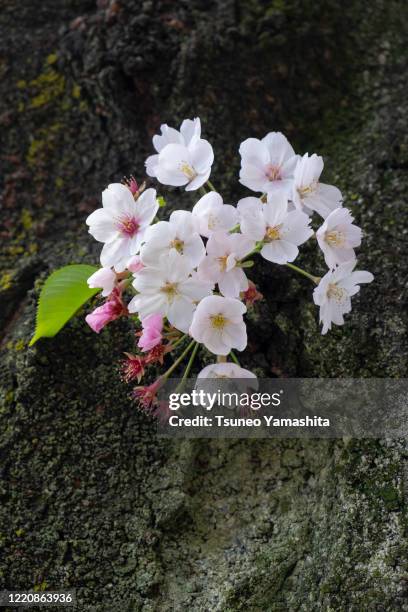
[207,214,217,230]
[210,314,227,330]
[217,255,229,272]
[325,230,345,247]
[327,283,347,303]
[180,162,197,180]
[265,164,281,181]
[170,238,184,253]
[297,181,318,198]
[265,225,282,241]
[161,282,178,300]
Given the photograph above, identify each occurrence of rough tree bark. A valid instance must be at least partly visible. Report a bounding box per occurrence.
[1,1,407,610]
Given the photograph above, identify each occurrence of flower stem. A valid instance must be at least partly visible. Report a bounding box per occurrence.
[206,180,216,192]
[161,339,196,380]
[176,342,199,392]
[229,350,241,366]
[241,242,263,261]
[169,333,187,350]
[286,262,320,284]
[241,242,319,284]
[182,342,199,380]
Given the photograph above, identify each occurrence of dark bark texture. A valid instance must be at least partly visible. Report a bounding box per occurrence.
[1,1,408,610]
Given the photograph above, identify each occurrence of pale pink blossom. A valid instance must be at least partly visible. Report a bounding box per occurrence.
[238,192,313,264]
[146,117,214,191]
[316,207,362,268]
[129,251,213,333]
[140,210,205,268]
[86,183,158,272]
[145,118,201,178]
[313,261,374,334]
[197,231,255,298]
[292,153,342,218]
[155,141,214,191]
[189,295,247,356]
[239,132,298,194]
[192,192,238,237]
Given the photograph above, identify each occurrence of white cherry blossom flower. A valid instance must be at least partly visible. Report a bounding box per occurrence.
[238,193,313,264]
[155,140,214,191]
[239,132,298,194]
[145,118,201,178]
[86,184,158,272]
[128,251,213,333]
[189,295,247,355]
[197,232,255,298]
[87,267,116,297]
[313,261,374,334]
[192,192,238,237]
[292,153,342,218]
[316,207,362,268]
[197,362,257,381]
[196,363,258,406]
[140,210,205,268]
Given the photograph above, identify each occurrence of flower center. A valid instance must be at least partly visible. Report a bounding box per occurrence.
[265,164,281,181]
[327,283,348,304]
[297,181,318,199]
[118,216,140,238]
[180,162,197,180]
[207,214,217,230]
[210,313,227,330]
[217,255,229,272]
[160,282,178,301]
[325,230,346,247]
[170,237,185,254]
[265,225,282,241]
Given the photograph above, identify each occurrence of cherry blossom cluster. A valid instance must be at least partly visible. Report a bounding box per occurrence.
[84,118,373,417]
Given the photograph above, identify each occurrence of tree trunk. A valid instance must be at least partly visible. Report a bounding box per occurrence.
[1,1,407,609]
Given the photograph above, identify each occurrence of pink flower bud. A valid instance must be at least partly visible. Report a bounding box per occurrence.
[138,313,163,352]
[85,289,127,333]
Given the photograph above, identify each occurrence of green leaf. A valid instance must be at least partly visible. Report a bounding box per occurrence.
[157,196,166,207]
[29,264,99,346]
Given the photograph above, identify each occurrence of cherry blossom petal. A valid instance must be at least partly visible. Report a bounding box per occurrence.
[261,240,299,264]
[261,132,296,166]
[167,296,195,332]
[86,208,119,243]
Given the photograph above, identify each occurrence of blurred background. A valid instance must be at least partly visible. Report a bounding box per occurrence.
[1,1,407,610]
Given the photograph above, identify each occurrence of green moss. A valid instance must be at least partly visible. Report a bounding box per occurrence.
[21,209,33,230]
[29,69,66,109]
[72,84,81,99]
[26,123,63,167]
[0,272,13,290]
[46,53,58,65]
